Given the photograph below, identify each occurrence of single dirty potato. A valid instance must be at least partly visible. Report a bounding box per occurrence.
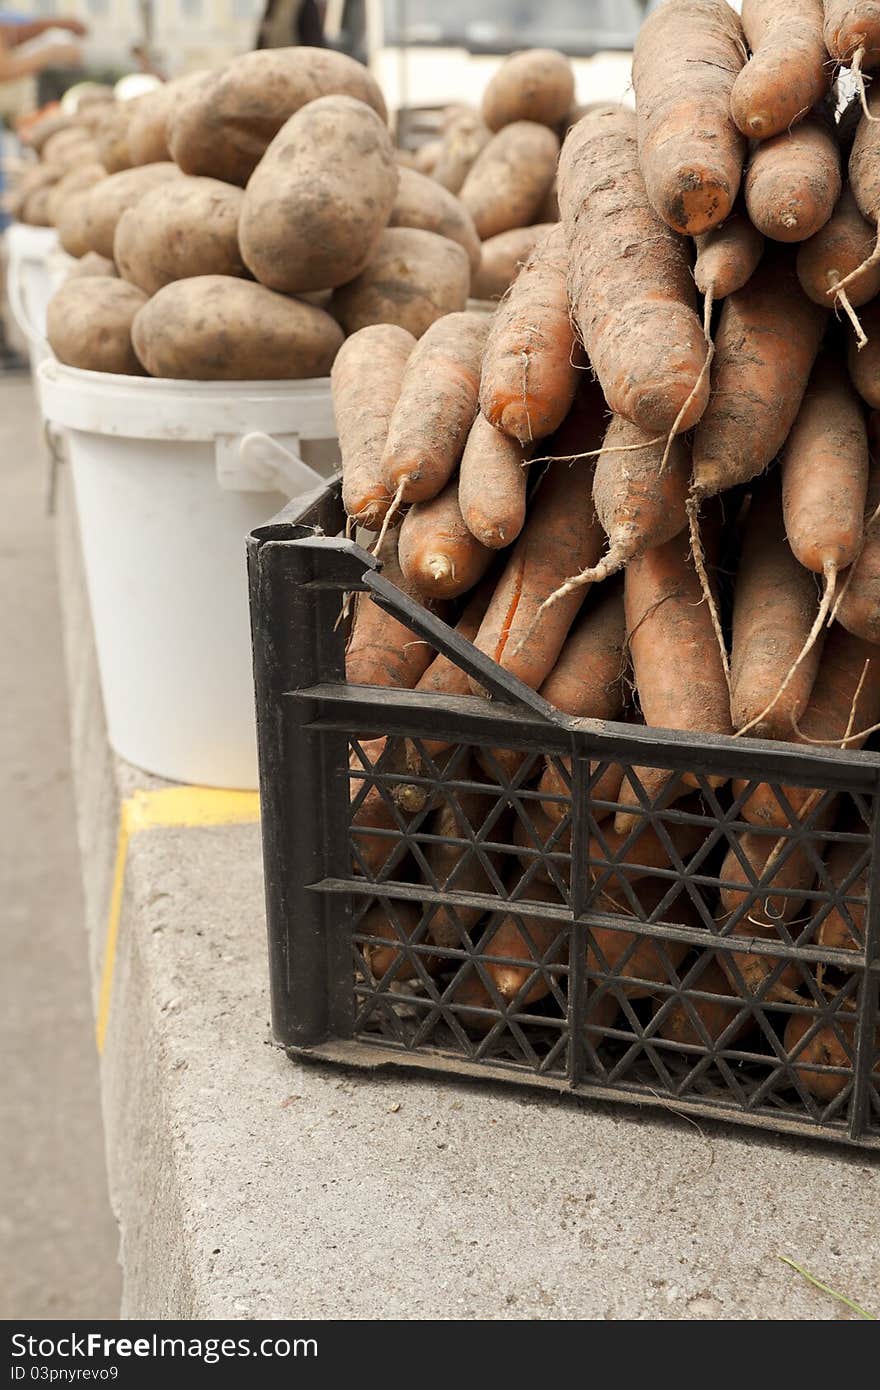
[114,176,246,296]
[239,95,397,294]
[79,163,182,259]
[482,48,575,132]
[47,277,147,375]
[330,228,470,338]
[460,121,559,239]
[131,275,344,380]
[168,46,387,186]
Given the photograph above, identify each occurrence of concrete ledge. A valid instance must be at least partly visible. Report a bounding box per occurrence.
[55,464,880,1321]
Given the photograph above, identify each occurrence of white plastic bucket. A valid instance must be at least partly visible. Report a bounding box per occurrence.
[5,222,58,371]
[39,360,339,789]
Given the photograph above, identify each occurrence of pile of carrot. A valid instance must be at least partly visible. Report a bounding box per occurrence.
[330,9,880,1104]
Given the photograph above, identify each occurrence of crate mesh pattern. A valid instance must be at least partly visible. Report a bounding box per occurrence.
[248,485,880,1149]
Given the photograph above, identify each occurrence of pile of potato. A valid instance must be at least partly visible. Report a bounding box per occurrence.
[19,44,585,382]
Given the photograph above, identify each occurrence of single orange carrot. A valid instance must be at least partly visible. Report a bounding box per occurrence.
[557,105,710,435]
[332,324,416,530]
[633,0,747,235]
[731,0,830,140]
[479,223,580,445]
[381,310,490,507]
[458,413,531,550]
[398,478,494,600]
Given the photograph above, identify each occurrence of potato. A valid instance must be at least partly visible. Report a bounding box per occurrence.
[168,46,387,186]
[331,227,470,338]
[131,275,344,380]
[126,72,211,165]
[47,277,147,375]
[20,184,57,226]
[8,164,57,220]
[94,103,133,174]
[470,223,555,300]
[413,139,443,175]
[482,49,575,132]
[240,95,397,294]
[56,191,94,257]
[79,163,182,258]
[460,122,560,240]
[389,167,480,273]
[125,88,172,165]
[115,176,245,296]
[432,112,492,194]
[46,162,106,226]
[26,111,75,152]
[65,251,117,281]
[41,127,99,172]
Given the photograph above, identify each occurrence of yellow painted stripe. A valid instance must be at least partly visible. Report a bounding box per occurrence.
[95,786,261,1054]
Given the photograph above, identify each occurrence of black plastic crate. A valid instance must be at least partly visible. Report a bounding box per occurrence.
[247,479,880,1149]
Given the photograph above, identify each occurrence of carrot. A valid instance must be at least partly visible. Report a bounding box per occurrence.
[406,582,493,767]
[615,528,733,836]
[345,527,437,689]
[538,760,624,828]
[735,624,880,828]
[478,224,580,445]
[397,478,493,600]
[824,1,880,69]
[730,477,826,741]
[510,802,571,886]
[783,1010,866,1103]
[732,361,867,743]
[691,253,827,501]
[481,879,567,1007]
[557,106,710,435]
[654,956,748,1048]
[782,351,869,587]
[693,211,764,302]
[797,186,880,342]
[359,901,439,982]
[837,437,880,642]
[553,416,691,595]
[827,86,880,299]
[586,880,697,999]
[332,324,416,530]
[539,582,626,718]
[588,814,707,892]
[349,736,419,879]
[744,114,842,244]
[470,456,605,693]
[719,829,824,1000]
[381,311,490,508]
[848,301,880,404]
[470,223,556,301]
[458,413,531,550]
[731,0,830,140]
[818,836,867,953]
[422,776,505,949]
[632,0,747,236]
[535,584,627,822]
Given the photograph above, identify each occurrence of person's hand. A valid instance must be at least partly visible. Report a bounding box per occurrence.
[55,18,88,36]
[41,41,85,70]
